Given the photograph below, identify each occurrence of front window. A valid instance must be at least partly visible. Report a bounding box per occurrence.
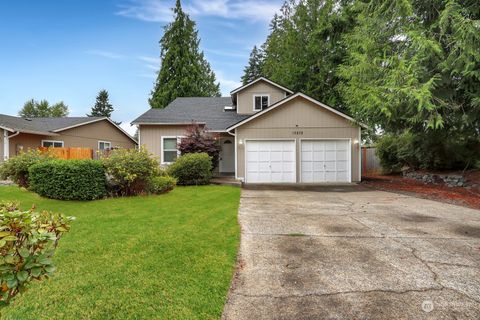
[254,95,269,111]
[42,140,64,148]
[163,137,179,163]
[98,141,111,150]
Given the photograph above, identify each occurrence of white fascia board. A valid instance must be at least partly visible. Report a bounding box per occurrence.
[230,77,294,95]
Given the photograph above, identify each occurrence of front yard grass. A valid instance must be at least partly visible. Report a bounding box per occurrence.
[0,185,240,320]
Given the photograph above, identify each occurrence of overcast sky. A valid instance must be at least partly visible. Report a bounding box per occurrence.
[0,0,283,134]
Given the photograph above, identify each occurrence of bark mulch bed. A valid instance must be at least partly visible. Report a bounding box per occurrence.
[362,173,480,210]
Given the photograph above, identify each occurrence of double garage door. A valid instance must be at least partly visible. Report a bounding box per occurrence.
[245,140,350,183]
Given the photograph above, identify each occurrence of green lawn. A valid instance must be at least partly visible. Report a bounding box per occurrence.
[0,185,240,320]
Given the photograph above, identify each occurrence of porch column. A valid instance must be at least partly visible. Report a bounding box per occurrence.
[3,129,9,161]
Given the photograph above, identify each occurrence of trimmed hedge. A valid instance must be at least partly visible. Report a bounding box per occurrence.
[147,176,177,194]
[167,153,212,185]
[29,160,107,200]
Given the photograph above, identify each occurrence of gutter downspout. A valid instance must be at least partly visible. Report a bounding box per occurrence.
[3,130,20,161]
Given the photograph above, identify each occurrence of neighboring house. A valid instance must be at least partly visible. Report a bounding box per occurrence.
[0,115,137,161]
[132,77,363,184]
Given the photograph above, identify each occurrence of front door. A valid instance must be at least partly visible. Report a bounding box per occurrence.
[219,138,235,173]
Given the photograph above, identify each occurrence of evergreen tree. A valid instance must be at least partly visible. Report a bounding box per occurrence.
[261,0,356,111]
[241,45,265,84]
[88,90,114,118]
[19,99,69,117]
[339,0,480,169]
[149,0,220,109]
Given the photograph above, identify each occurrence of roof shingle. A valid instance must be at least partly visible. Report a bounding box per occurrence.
[131,97,249,131]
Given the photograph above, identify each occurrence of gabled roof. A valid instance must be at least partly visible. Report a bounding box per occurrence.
[0,114,137,143]
[131,97,249,131]
[230,77,294,95]
[226,92,366,131]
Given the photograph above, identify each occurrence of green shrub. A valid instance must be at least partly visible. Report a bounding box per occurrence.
[102,147,159,196]
[147,176,176,194]
[0,201,74,305]
[167,153,212,185]
[0,150,54,187]
[29,160,106,200]
[376,131,480,172]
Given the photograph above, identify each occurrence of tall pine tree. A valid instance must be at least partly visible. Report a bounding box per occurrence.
[260,0,356,111]
[339,0,480,169]
[149,0,220,108]
[88,90,114,118]
[241,45,265,84]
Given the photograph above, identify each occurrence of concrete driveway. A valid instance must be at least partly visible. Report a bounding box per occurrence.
[223,185,480,320]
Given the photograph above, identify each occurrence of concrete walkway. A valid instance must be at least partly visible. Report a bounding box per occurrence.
[223,185,480,319]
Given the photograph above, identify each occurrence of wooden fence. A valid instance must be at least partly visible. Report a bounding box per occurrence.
[38,147,93,160]
[362,147,382,174]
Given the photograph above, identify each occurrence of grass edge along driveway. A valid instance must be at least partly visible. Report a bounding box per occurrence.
[0,185,240,320]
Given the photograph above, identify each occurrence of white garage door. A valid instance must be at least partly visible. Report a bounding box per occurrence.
[301,140,350,182]
[246,140,296,183]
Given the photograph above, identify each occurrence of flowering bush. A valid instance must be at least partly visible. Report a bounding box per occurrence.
[0,150,54,187]
[102,147,161,196]
[0,201,74,306]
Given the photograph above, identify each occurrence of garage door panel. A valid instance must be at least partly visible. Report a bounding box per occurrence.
[336,150,348,160]
[325,150,336,161]
[337,171,349,181]
[301,151,312,161]
[337,161,348,171]
[301,140,350,183]
[246,140,295,183]
[313,161,325,171]
[325,161,336,171]
[313,151,324,161]
[270,151,283,161]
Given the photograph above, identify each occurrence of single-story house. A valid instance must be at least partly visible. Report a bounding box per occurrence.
[132,77,363,184]
[0,115,137,161]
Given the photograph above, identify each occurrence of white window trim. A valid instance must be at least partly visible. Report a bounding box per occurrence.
[98,140,112,150]
[252,94,270,111]
[41,140,64,148]
[161,136,184,164]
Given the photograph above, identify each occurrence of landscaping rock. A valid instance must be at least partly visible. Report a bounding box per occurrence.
[403,171,469,188]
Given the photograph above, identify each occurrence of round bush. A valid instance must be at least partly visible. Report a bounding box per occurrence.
[102,147,159,196]
[29,159,107,200]
[167,153,212,185]
[147,176,177,194]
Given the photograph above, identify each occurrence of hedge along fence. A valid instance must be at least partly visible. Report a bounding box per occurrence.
[29,160,107,200]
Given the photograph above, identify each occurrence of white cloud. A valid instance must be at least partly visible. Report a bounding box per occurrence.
[85,50,125,60]
[116,0,173,22]
[215,70,241,95]
[116,0,281,23]
[138,55,160,64]
[203,48,248,58]
[120,122,138,136]
[138,56,160,71]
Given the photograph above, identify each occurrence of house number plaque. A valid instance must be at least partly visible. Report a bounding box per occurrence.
[292,131,304,135]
